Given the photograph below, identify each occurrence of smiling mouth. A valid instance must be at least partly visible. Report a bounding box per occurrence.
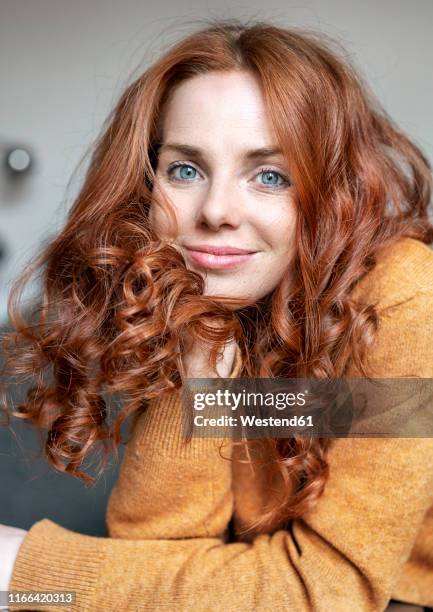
[184,244,257,255]
[184,248,257,270]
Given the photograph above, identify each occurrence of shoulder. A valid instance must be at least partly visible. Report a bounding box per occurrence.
[350,237,433,311]
[348,238,433,377]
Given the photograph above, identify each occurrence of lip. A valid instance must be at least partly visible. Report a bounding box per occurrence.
[185,244,256,255]
[184,245,258,270]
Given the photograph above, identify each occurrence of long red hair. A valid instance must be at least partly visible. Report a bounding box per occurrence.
[2,18,432,533]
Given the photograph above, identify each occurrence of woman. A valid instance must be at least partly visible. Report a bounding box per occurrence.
[1,18,433,612]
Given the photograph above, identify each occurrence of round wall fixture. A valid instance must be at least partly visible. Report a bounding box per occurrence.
[5,147,33,174]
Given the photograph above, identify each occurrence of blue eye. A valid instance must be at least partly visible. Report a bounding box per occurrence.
[257,169,288,188]
[166,162,291,190]
[167,163,199,182]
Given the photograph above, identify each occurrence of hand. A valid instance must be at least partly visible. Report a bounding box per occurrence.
[0,523,27,611]
[181,323,237,379]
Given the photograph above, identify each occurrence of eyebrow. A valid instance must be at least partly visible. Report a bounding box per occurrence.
[157,142,284,161]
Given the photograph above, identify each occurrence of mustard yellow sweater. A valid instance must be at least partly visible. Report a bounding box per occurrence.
[9,237,433,611]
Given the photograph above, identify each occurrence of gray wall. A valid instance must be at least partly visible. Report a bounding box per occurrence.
[1,1,432,534]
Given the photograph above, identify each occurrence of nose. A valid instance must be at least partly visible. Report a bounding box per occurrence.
[196,174,242,231]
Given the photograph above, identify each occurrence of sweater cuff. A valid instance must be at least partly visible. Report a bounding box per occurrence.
[9,519,104,612]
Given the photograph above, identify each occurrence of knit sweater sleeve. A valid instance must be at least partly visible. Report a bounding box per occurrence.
[104,341,244,541]
[103,391,235,541]
[9,285,433,611]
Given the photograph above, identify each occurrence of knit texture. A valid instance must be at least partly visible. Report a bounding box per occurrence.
[9,237,433,611]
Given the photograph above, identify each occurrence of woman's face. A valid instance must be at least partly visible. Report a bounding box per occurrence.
[150,70,297,303]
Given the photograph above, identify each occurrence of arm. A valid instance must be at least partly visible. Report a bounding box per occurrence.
[9,436,433,612]
[9,287,433,611]
[106,387,234,540]
[106,338,243,540]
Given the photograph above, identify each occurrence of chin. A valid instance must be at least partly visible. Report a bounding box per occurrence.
[205,285,258,306]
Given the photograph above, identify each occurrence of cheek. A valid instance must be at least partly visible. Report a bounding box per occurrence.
[149,181,177,236]
[260,199,297,250]
[148,202,165,237]
[149,187,195,243]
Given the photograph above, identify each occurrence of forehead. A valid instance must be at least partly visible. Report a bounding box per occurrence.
[160,70,279,152]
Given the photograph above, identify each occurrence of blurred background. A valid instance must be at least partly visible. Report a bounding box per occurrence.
[1,0,432,536]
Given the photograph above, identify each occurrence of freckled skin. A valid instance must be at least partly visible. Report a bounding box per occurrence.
[150,70,297,305]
